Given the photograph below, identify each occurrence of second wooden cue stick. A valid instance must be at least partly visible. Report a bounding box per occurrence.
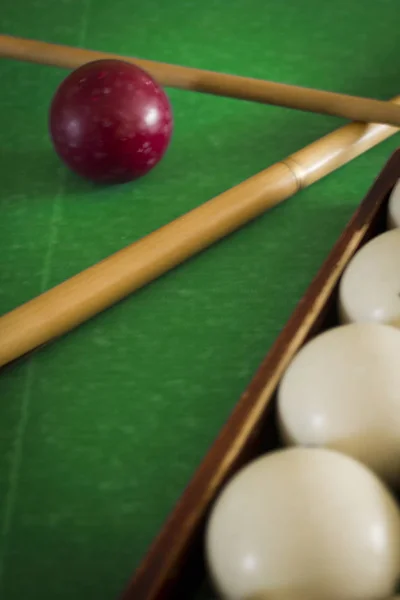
[0,97,399,368]
[1,34,400,126]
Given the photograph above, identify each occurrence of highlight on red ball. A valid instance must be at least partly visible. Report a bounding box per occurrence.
[49,59,173,184]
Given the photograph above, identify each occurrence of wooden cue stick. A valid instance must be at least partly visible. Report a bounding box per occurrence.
[0,98,399,368]
[1,34,400,126]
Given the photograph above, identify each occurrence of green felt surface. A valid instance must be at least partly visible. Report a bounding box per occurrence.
[0,1,399,598]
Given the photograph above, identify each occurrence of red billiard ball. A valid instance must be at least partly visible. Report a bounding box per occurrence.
[49,59,173,184]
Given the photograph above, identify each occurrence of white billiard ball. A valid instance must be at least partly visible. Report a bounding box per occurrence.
[388,179,400,229]
[338,229,400,328]
[205,447,400,600]
[276,322,400,487]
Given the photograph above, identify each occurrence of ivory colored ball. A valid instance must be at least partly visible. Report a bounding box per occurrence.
[206,447,400,600]
[338,229,400,328]
[277,322,400,486]
[388,179,400,228]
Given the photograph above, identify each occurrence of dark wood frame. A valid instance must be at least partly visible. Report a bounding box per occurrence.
[121,148,400,600]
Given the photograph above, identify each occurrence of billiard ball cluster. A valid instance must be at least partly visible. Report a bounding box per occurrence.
[49,59,173,184]
[205,180,400,599]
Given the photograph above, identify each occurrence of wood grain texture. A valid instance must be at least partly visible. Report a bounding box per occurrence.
[121,148,400,600]
[1,34,400,125]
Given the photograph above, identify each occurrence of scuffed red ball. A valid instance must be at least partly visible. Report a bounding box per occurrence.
[49,59,173,184]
